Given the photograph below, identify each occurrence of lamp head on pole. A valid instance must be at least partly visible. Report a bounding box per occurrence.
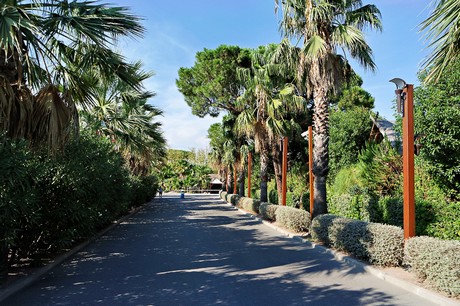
[389,78,407,114]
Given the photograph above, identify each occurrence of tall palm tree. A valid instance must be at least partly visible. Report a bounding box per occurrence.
[276,0,381,217]
[81,63,167,176]
[0,0,143,150]
[420,0,460,83]
[236,45,293,202]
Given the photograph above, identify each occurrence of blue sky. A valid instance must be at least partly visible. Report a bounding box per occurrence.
[113,0,432,151]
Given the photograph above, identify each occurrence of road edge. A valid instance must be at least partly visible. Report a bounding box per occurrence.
[222,200,460,306]
[0,199,154,303]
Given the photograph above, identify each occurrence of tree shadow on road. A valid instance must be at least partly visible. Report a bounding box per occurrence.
[4,194,419,306]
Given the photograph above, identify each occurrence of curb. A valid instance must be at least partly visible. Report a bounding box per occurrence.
[0,199,154,303]
[221,200,460,306]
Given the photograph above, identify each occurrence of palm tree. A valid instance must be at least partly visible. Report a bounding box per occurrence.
[236,45,292,202]
[0,0,143,150]
[420,0,460,83]
[81,63,167,176]
[276,0,381,217]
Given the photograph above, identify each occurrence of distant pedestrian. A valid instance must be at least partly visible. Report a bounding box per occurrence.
[158,186,163,198]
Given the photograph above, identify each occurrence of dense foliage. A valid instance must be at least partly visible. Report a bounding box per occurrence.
[0,133,158,281]
[328,107,373,179]
[414,62,460,200]
[157,149,213,191]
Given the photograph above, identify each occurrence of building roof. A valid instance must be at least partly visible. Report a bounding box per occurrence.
[370,115,399,146]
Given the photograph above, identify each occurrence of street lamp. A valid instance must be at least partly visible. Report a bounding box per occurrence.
[389,78,415,239]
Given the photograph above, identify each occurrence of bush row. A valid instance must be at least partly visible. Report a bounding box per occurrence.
[311,214,404,267]
[405,237,460,297]
[221,194,310,233]
[0,134,158,282]
[221,192,459,296]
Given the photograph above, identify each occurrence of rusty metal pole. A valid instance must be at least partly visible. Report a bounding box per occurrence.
[247,152,252,198]
[233,168,237,195]
[308,126,314,218]
[282,137,288,206]
[403,84,416,239]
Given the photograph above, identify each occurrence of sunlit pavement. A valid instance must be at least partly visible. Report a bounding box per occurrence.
[1,194,442,305]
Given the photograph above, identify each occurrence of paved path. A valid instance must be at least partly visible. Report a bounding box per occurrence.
[2,194,439,305]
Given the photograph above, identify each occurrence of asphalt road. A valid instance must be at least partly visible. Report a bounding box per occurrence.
[2,194,438,306]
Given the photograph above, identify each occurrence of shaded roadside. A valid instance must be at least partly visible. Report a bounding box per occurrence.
[0,194,445,305]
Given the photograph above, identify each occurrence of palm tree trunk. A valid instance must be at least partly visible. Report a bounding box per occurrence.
[226,169,233,194]
[312,83,330,218]
[238,169,245,196]
[0,240,8,284]
[271,142,283,204]
[259,148,269,202]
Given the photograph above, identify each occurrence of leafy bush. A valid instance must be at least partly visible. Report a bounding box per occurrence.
[239,197,261,214]
[220,191,227,201]
[259,203,279,221]
[229,194,241,206]
[0,133,158,280]
[311,214,404,266]
[311,214,340,245]
[275,206,311,233]
[366,223,404,267]
[405,236,460,297]
[328,186,379,222]
[414,62,460,200]
[130,175,159,207]
[375,196,403,226]
[329,107,373,179]
[426,201,460,240]
[268,188,278,204]
[357,142,402,197]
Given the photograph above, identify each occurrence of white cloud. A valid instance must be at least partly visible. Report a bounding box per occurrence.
[159,110,222,151]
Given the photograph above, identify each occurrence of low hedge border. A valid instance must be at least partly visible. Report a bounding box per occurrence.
[275,206,311,233]
[238,197,261,214]
[220,193,459,298]
[224,199,310,233]
[404,236,460,297]
[259,203,279,221]
[311,214,404,267]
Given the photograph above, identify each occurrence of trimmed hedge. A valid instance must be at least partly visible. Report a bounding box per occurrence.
[229,194,241,206]
[260,203,279,221]
[219,191,227,201]
[311,214,404,266]
[404,236,460,297]
[238,197,261,214]
[275,206,311,233]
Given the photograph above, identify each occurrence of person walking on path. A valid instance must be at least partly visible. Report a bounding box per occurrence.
[158,186,163,198]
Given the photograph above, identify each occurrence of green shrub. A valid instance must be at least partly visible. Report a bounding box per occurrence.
[220,191,227,201]
[130,175,158,207]
[311,214,340,245]
[300,192,310,212]
[239,197,261,214]
[366,223,404,266]
[328,186,379,222]
[229,194,241,206]
[376,196,403,226]
[311,214,404,266]
[1,133,155,274]
[275,206,311,233]
[259,203,279,221]
[426,201,460,240]
[268,188,278,204]
[405,237,460,297]
[329,218,370,259]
